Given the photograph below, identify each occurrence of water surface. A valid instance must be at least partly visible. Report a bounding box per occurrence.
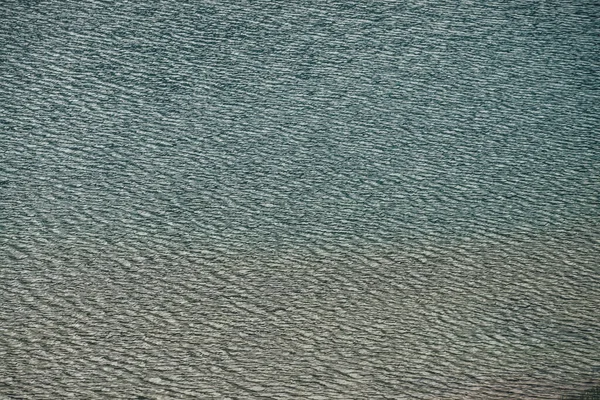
[1,0,599,398]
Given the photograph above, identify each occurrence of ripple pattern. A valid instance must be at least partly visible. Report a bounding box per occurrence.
[1,0,599,398]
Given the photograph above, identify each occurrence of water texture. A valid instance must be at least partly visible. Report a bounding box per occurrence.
[1,0,599,398]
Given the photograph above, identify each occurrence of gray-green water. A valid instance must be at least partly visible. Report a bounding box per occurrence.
[1,1,599,398]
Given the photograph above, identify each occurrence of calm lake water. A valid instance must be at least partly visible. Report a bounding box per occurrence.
[1,0,599,398]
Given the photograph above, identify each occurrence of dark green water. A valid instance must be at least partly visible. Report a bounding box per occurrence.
[1,1,599,398]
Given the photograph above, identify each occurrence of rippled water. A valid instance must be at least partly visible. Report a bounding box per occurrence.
[1,1,599,398]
